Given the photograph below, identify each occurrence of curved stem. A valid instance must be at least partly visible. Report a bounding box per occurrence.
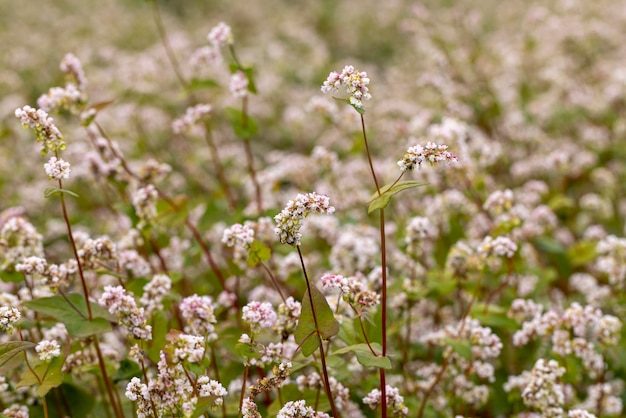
[151,0,189,94]
[296,246,340,418]
[238,365,250,415]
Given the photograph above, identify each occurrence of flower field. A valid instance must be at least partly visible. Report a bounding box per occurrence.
[1,0,626,417]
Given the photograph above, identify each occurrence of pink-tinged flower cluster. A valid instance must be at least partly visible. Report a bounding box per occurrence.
[274,296,301,335]
[321,65,372,109]
[44,156,71,180]
[196,376,228,405]
[172,104,213,134]
[397,141,458,171]
[168,332,205,363]
[321,272,380,310]
[140,274,171,316]
[179,294,217,338]
[242,300,277,333]
[230,71,249,98]
[37,84,83,113]
[15,105,65,155]
[478,235,518,258]
[60,53,87,90]
[274,192,335,246]
[207,22,234,47]
[98,285,152,340]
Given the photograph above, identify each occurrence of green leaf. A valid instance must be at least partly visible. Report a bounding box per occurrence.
[247,240,271,267]
[242,66,257,94]
[44,187,79,199]
[0,341,35,368]
[23,294,112,338]
[56,383,96,417]
[0,270,24,283]
[188,78,219,91]
[367,181,427,213]
[332,343,391,369]
[112,358,142,383]
[294,286,339,357]
[18,355,64,396]
[235,343,261,361]
[444,338,472,360]
[225,107,258,139]
[567,240,597,267]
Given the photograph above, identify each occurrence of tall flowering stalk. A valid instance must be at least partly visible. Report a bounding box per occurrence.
[274,192,340,417]
[15,104,124,418]
[321,66,458,418]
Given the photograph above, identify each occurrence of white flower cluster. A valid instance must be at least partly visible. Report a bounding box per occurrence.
[321,272,380,310]
[0,306,21,334]
[362,385,409,417]
[521,359,566,417]
[196,376,228,404]
[170,333,205,363]
[274,296,301,335]
[98,285,152,340]
[125,351,228,418]
[596,235,626,286]
[222,223,255,266]
[483,189,514,216]
[44,156,71,180]
[575,382,623,416]
[274,192,335,246]
[140,274,171,316]
[478,235,518,258]
[241,396,262,418]
[510,300,621,378]
[242,301,277,333]
[277,400,330,418]
[15,105,65,155]
[172,104,213,134]
[321,65,372,109]
[2,405,29,418]
[37,84,83,113]
[397,141,458,172]
[35,339,61,362]
[60,52,87,90]
[131,184,159,229]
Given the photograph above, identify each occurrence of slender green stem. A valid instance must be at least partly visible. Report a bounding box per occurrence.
[151,0,189,94]
[296,246,340,418]
[18,330,49,418]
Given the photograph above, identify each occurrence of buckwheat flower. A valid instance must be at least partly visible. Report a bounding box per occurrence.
[277,400,330,418]
[137,159,172,183]
[60,53,87,90]
[274,192,335,246]
[140,274,172,316]
[274,296,301,335]
[190,45,222,70]
[2,405,29,418]
[197,376,227,406]
[78,236,117,269]
[241,397,261,418]
[479,235,518,258]
[172,104,213,134]
[242,301,277,333]
[397,141,458,171]
[35,339,61,362]
[43,156,71,180]
[522,359,566,415]
[15,256,48,276]
[483,189,514,215]
[132,184,158,229]
[37,84,83,113]
[362,385,409,417]
[568,410,596,418]
[207,22,234,47]
[230,71,249,98]
[170,333,205,363]
[0,306,20,334]
[179,294,217,337]
[15,105,65,155]
[321,65,372,109]
[98,285,152,340]
[222,223,255,266]
[596,315,622,346]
